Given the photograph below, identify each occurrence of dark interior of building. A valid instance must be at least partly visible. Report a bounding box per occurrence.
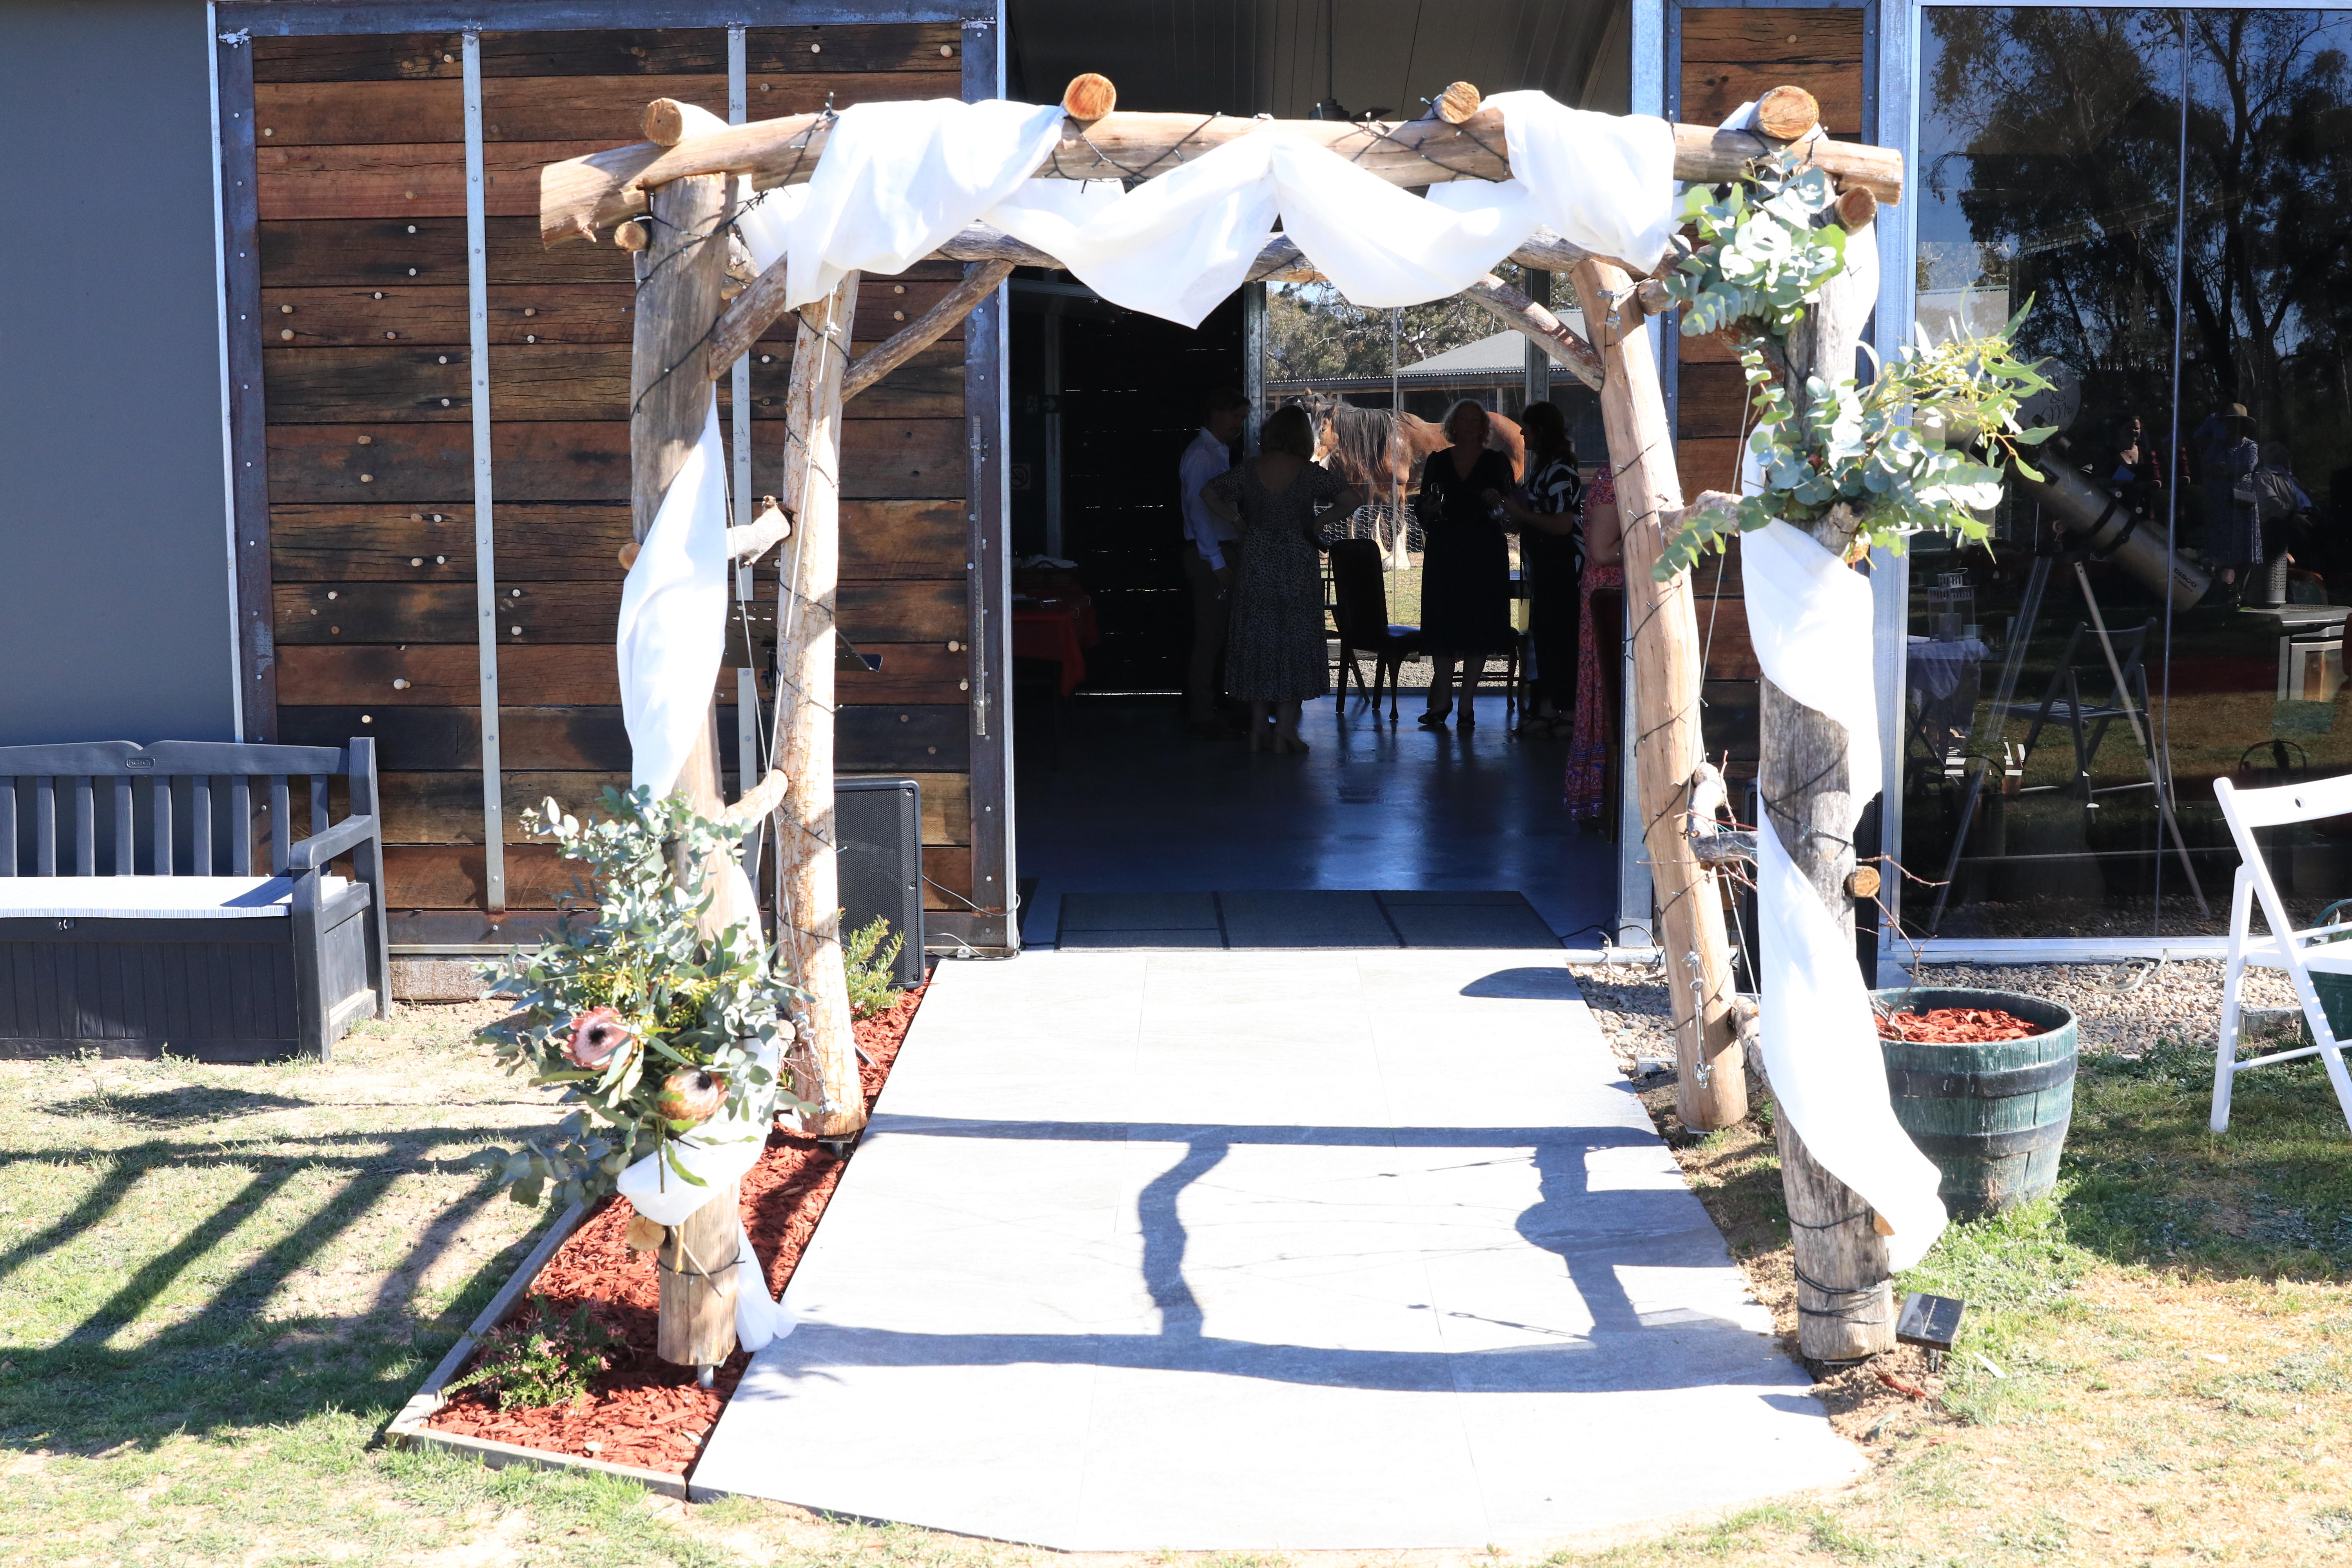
[993,1,1633,952]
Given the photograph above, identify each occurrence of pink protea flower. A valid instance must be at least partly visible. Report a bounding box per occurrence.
[656,1069,726,1128]
[565,1007,634,1071]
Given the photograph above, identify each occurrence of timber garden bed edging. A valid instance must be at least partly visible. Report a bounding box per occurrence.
[384,978,924,1494]
[381,1198,699,1499]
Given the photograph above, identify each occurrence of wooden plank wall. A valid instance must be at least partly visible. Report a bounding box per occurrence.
[250,24,977,944]
[1676,7,1867,782]
[1676,7,1866,498]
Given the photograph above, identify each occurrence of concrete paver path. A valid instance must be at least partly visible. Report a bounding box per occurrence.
[691,950,1863,1548]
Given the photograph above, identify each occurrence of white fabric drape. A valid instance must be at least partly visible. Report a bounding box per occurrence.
[735,94,1678,328]
[615,396,730,799]
[1488,92,1679,272]
[615,1040,799,1350]
[987,134,1543,326]
[777,97,1066,309]
[1741,523,1947,1271]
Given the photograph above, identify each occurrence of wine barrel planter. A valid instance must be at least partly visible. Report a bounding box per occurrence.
[1874,987,2078,1221]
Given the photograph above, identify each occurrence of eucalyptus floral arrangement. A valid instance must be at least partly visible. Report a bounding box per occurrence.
[1654,150,2054,578]
[477,787,806,1210]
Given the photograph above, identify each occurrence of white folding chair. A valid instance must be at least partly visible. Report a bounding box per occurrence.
[2212,773,2352,1133]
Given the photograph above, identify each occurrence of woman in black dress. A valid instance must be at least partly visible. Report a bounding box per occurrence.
[1491,400,1581,736]
[1199,405,1368,752]
[1415,400,1518,728]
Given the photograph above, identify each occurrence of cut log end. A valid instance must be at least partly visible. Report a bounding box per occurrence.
[623,1213,666,1254]
[615,218,651,253]
[1756,84,1821,143]
[1835,183,1879,232]
[1436,81,1483,125]
[1062,73,1118,123]
[618,540,641,571]
[644,97,691,147]
[1845,865,1884,900]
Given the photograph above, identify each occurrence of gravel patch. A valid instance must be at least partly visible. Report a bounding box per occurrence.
[1570,956,2308,1078]
[1568,962,1676,1075]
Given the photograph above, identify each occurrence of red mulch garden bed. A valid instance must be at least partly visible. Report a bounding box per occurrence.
[423,980,927,1474]
[1875,1005,2042,1044]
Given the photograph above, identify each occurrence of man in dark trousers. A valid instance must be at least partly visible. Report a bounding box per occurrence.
[1180,388,1250,737]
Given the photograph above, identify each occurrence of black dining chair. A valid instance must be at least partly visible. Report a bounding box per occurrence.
[1328,539,1425,723]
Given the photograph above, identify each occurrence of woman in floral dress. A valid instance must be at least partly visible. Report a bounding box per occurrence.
[1563,461,1624,820]
[1200,405,1367,751]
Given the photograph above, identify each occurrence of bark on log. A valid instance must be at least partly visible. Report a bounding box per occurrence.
[842,260,1015,402]
[1461,272,1605,391]
[771,275,866,1139]
[631,175,729,542]
[1570,259,1747,1132]
[541,108,1905,247]
[654,1176,740,1368]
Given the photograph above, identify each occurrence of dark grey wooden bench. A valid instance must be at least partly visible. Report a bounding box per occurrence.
[0,739,390,1061]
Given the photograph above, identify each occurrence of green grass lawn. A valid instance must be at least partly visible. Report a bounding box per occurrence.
[4,989,2350,1565]
[1609,1004,2352,1566]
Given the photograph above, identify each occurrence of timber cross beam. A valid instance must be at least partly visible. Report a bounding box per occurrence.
[543,93,1902,250]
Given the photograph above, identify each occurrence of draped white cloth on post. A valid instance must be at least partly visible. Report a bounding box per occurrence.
[1740,523,1947,1271]
[615,1041,799,1350]
[615,396,731,799]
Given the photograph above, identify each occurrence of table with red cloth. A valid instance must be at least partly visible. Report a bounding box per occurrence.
[1009,592,1100,695]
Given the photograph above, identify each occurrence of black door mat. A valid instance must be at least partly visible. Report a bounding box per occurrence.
[1055,889,1561,949]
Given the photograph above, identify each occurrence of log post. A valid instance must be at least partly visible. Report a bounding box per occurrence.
[771,274,866,1139]
[1759,510,1895,1361]
[1570,259,1747,1132]
[655,1176,740,1370]
[628,166,756,942]
[1762,191,1896,1361]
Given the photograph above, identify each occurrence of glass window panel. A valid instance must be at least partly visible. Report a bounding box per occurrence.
[1905,7,2188,939]
[2166,11,2352,933]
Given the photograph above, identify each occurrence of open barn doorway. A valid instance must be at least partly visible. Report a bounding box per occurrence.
[995,0,1641,952]
[1002,273,1624,951]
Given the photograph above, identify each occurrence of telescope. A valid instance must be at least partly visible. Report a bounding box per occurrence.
[2010,361,2209,610]
[1931,363,2209,611]
[2011,456,2210,613]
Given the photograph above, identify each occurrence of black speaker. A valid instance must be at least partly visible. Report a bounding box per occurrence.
[834,775,924,989]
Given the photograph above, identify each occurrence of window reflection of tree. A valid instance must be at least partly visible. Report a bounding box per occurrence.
[1926,8,2352,531]
[2181,10,2352,481]
[1927,9,2184,438]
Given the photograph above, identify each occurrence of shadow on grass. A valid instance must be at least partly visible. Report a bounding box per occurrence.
[38,1086,314,1125]
[0,1120,551,1456]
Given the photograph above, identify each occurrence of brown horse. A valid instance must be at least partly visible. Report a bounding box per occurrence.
[1303,393,1524,499]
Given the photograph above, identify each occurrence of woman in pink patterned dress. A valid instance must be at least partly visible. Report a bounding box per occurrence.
[1563,463,1624,822]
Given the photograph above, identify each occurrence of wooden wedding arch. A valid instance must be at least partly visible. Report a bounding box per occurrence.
[540,75,1909,1363]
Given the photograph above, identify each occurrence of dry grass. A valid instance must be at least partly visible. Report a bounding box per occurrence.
[5,970,2351,1565]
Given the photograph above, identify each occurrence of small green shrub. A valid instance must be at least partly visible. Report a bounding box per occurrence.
[444,1295,616,1410]
[843,915,905,1020]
